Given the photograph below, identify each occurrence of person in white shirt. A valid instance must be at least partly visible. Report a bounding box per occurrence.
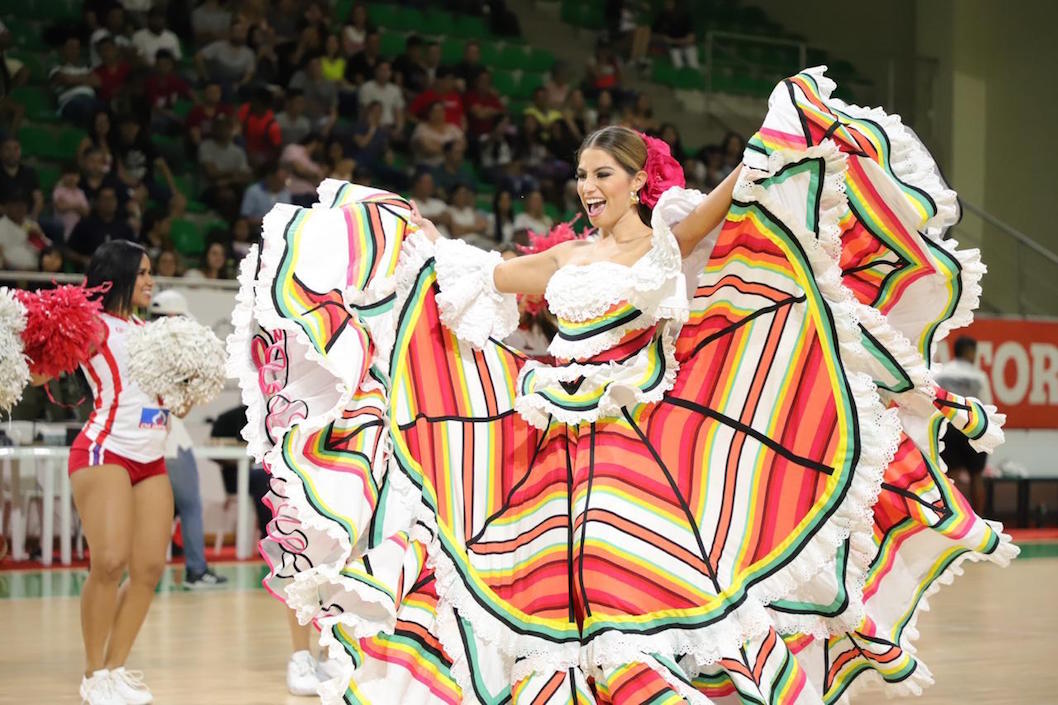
[131,7,182,66]
[89,6,134,66]
[511,189,553,237]
[0,189,50,270]
[935,336,993,513]
[49,37,102,128]
[445,184,492,250]
[358,60,405,133]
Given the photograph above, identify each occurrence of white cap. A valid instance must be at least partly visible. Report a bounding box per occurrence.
[150,289,190,317]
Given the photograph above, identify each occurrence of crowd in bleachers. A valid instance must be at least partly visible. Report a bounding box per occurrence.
[0,0,749,283]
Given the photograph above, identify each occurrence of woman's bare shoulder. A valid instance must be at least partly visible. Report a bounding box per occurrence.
[548,239,594,267]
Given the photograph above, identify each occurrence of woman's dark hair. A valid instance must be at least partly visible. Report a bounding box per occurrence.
[491,188,513,244]
[85,240,148,315]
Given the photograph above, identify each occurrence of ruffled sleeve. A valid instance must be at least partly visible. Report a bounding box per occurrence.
[432,237,519,349]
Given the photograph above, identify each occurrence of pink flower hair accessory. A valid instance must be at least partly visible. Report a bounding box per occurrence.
[637,131,685,208]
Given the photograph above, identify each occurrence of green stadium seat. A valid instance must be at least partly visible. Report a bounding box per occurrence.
[495,44,526,71]
[422,9,456,37]
[524,47,554,73]
[480,40,503,68]
[451,16,488,40]
[171,99,194,120]
[18,125,84,163]
[672,67,705,90]
[492,69,518,98]
[7,52,49,85]
[367,2,399,28]
[9,86,57,123]
[333,0,354,23]
[441,37,464,64]
[379,31,406,57]
[513,71,545,100]
[36,163,61,195]
[395,6,425,28]
[34,0,81,22]
[170,218,205,257]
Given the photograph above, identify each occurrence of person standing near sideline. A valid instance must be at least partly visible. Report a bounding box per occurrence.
[936,335,993,512]
[149,289,230,589]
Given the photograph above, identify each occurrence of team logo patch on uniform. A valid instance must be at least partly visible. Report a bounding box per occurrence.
[139,408,170,429]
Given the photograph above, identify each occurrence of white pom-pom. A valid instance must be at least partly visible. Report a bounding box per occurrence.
[127,316,227,417]
[0,288,29,412]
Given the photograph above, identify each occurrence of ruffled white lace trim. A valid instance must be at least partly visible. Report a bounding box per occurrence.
[515,323,681,429]
[433,237,519,350]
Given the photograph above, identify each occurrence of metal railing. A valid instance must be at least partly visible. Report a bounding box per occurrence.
[951,202,1058,316]
[0,445,255,566]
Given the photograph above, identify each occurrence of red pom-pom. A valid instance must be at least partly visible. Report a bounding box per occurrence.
[15,284,108,378]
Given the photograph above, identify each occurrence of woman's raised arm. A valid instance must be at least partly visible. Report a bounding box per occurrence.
[670,164,742,257]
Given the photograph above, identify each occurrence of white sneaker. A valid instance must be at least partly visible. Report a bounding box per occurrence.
[287,650,321,696]
[110,666,153,704]
[79,670,123,705]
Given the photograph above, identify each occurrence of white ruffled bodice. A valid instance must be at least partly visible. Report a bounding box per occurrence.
[432,186,715,429]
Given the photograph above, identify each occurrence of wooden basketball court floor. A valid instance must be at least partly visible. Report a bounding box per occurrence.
[0,558,1054,704]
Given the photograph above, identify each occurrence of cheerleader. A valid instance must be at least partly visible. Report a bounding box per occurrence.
[34,240,172,705]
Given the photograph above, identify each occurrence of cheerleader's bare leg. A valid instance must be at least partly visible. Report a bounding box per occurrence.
[71,464,134,676]
[103,474,174,669]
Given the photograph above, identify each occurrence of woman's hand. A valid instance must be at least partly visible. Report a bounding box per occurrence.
[409,200,443,242]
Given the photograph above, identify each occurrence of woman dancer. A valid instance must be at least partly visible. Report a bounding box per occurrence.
[230,68,1015,704]
[36,240,171,705]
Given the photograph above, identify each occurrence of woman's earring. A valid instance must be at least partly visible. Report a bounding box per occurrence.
[630,190,640,205]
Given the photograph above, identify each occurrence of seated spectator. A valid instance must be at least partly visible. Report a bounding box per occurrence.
[584,45,622,100]
[184,240,233,280]
[0,189,50,271]
[236,88,283,169]
[408,170,449,235]
[341,3,373,57]
[422,41,443,86]
[196,20,256,96]
[198,115,252,219]
[111,112,175,209]
[658,122,686,162]
[432,141,476,199]
[66,186,135,270]
[350,101,390,170]
[320,34,348,85]
[132,7,183,66]
[49,37,103,129]
[652,0,699,69]
[358,61,405,133]
[77,110,115,173]
[479,115,536,195]
[191,0,232,47]
[344,30,383,86]
[240,163,292,229]
[154,247,182,277]
[411,102,465,168]
[248,23,281,86]
[444,184,491,249]
[489,188,516,246]
[139,207,171,258]
[623,92,657,133]
[594,89,618,128]
[561,89,590,140]
[720,131,745,177]
[92,35,132,106]
[524,86,562,129]
[392,34,428,99]
[89,5,133,67]
[0,137,43,221]
[186,81,234,148]
[451,41,485,92]
[289,55,338,136]
[512,189,553,236]
[281,133,327,207]
[230,216,254,259]
[144,50,192,134]
[409,68,465,129]
[51,163,91,241]
[38,245,65,276]
[463,70,505,140]
[275,89,312,146]
[544,62,572,109]
[79,147,128,213]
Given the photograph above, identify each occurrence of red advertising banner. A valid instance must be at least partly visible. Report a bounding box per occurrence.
[937,317,1058,428]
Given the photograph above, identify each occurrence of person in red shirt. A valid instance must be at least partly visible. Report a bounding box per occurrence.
[92,35,132,107]
[185,81,234,149]
[236,86,283,169]
[408,68,465,130]
[463,69,505,140]
[144,50,192,135]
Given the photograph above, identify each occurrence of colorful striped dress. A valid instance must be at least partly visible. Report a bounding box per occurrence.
[227,67,1016,705]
